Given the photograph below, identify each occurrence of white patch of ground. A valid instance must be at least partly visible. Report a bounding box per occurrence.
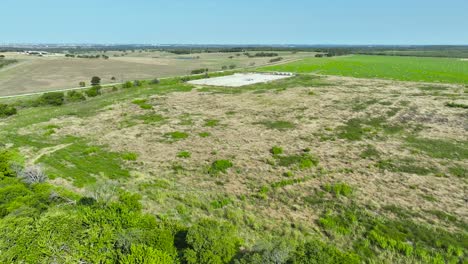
[188,73,293,87]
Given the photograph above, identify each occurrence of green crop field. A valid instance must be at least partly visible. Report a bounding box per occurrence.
[260,55,468,84]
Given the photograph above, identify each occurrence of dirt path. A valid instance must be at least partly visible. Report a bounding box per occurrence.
[29,143,72,165]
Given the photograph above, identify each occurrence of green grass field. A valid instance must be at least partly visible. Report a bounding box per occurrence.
[260,55,468,84]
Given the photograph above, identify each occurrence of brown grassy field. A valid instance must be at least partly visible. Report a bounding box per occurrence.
[0,51,312,96]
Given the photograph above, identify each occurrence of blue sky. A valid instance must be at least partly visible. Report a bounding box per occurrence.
[2,0,467,45]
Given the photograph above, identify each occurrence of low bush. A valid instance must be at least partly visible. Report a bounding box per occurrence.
[183,219,240,264]
[37,92,65,106]
[0,104,17,118]
[66,90,86,102]
[270,146,283,155]
[122,81,133,88]
[209,160,233,174]
[85,86,101,97]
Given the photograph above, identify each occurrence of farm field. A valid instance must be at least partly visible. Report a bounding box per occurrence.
[0,51,311,96]
[260,55,468,84]
[0,72,467,262]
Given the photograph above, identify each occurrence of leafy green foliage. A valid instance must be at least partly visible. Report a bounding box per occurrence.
[164,131,189,140]
[85,86,102,97]
[37,92,65,106]
[0,104,17,118]
[0,149,18,177]
[177,151,191,158]
[275,153,319,170]
[270,146,283,155]
[66,90,86,102]
[289,239,361,264]
[122,152,138,161]
[209,160,233,174]
[322,182,353,197]
[183,219,240,264]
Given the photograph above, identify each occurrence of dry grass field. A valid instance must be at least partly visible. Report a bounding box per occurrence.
[1,72,466,262]
[0,51,312,96]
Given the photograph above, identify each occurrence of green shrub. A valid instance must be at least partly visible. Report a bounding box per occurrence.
[164,131,189,140]
[119,244,174,264]
[289,239,361,264]
[322,182,353,197]
[85,86,101,97]
[270,146,283,155]
[37,92,65,106]
[209,160,233,174]
[177,151,191,158]
[0,149,17,177]
[198,132,211,138]
[122,81,133,88]
[183,219,240,264]
[276,153,319,169]
[204,119,220,127]
[66,90,86,102]
[122,152,138,161]
[0,104,17,117]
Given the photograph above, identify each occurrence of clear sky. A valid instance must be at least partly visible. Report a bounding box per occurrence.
[2,0,467,45]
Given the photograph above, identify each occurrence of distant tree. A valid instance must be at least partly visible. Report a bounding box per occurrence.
[229,64,236,69]
[221,66,228,70]
[111,76,116,81]
[0,55,5,58]
[151,78,160,84]
[79,81,86,87]
[91,76,101,86]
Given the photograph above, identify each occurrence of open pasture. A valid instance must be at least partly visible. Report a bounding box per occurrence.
[0,51,312,96]
[260,55,468,84]
[1,72,466,262]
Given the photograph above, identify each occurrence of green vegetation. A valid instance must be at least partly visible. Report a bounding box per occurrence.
[376,157,439,176]
[164,131,189,140]
[85,86,102,97]
[204,119,220,127]
[270,146,284,155]
[66,90,86,102]
[132,98,153,109]
[337,117,403,141]
[275,152,319,170]
[405,136,468,160]
[37,92,65,106]
[257,120,295,130]
[322,182,353,197]
[260,55,468,84]
[177,151,191,158]
[0,104,17,118]
[38,140,131,187]
[445,101,468,109]
[198,132,211,138]
[208,160,233,174]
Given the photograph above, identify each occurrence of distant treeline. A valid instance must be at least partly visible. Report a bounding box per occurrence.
[2,45,468,58]
[66,54,109,59]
